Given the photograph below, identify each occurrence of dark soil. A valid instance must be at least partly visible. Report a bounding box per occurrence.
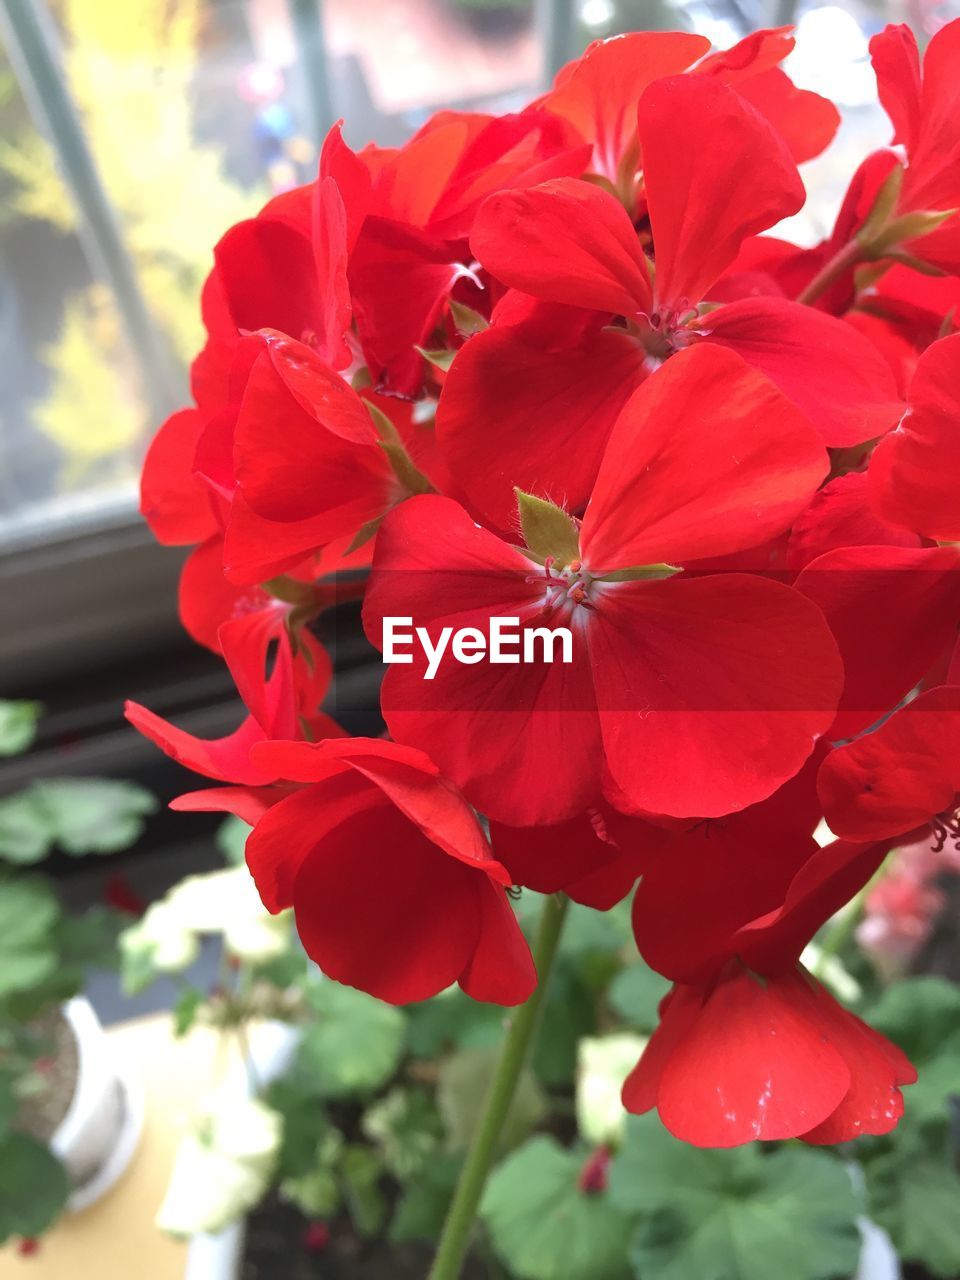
[16,1009,79,1142]
[242,1195,490,1280]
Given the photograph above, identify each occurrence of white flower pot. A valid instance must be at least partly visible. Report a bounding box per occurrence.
[49,996,143,1212]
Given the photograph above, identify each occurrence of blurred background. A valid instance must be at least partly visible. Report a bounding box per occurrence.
[3,0,959,947]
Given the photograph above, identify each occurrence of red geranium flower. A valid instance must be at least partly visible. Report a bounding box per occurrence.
[623,825,915,1145]
[241,737,536,1005]
[365,344,841,825]
[441,75,898,527]
[818,684,960,845]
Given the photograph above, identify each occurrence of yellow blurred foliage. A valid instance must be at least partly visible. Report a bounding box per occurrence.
[0,0,263,483]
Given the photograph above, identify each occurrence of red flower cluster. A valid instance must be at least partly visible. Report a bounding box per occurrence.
[128,22,960,1148]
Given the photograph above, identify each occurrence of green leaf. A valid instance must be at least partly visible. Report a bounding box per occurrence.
[0,880,59,999]
[482,1137,633,1280]
[362,1086,443,1178]
[340,1145,387,1237]
[172,987,204,1037]
[0,1132,69,1243]
[405,986,505,1058]
[299,981,405,1097]
[868,1148,960,1277]
[868,976,960,1063]
[267,1076,335,1182]
[216,815,250,866]
[390,1153,462,1243]
[609,1115,861,1280]
[438,1047,546,1154]
[533,962,597,1086]
[0,700,43,757]
[608,962,671,1033]
[515,490,581,565]
[0,778,156,863]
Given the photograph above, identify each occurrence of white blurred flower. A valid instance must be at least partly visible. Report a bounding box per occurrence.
[576,1033,647,1146]
[156,1092,282,1237]
[167,866,292,964]
[121,899,200,976]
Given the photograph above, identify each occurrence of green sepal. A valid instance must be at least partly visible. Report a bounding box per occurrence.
[365,402,433,496]
[449,298,488,336]
[263,575,319,606]
[515,489,580,564]
[417,346,457,373]
[868,207,958,257]
[856,163,904,246]
[595,563,680,583]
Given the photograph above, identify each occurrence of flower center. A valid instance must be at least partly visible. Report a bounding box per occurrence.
[526,556,595,614]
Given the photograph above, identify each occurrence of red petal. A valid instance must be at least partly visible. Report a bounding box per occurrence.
[580,344,827,569]
[869,333,960,541]
[436,314,647,529]
[702,297,904,447]
[537,32,710,181]
[590,574,842,818]
[870,24,921,152]
[293,800,482,1004]
[471,178,652,316]
[818,685,960,842]
[490,806,662,910]
[631,820,817,983]
[795,544,960,739]
[735,69,840,165]
[737,838,891,974]
[639,75,804,309]
[363,496,603,826]
[792,978,916,1145]
[656,968,851,1147]
[622,984,703,1115]
[458,879,536,1005]
[786,471,922,574]
[139,409,219,546]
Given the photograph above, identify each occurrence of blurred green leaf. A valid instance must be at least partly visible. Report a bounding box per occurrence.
[438,1047,546,1154]
[533,963,597,1086]
[172,987,204,1037]
[868,977,960,1064]
[0,1132,69,1243]
[482,1136,633,1280]
[0,880,59,999]
[363,1086,443,1179]
[0,778,156,863]
[390,1152,462,1243]
[868,1145,960,1277]
[0,700,43,757]
[300,981,405,1098]
[341,1144,387,1236]
[216,815,250,866]
[609,1115,861,1280]
[267,1076,335,1182]
[608,963,671,1033]
[406,986,504,1058]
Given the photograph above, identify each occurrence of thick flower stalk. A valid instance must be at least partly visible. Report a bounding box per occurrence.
[128,18,960,1276]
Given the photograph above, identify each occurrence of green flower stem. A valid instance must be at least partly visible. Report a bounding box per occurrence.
[795,239,866,307]
[428,892,571,1280]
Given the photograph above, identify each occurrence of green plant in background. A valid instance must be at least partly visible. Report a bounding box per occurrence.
[117,805,960,1279]
[0,0,262,486]
[0,698,155,1246]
